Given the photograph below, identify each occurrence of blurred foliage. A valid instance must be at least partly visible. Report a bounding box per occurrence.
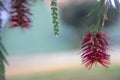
[0,60,5,80]
[0,1,7,80]
[0,41,8,80]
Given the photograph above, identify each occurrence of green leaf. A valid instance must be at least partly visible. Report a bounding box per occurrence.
[0,41,8,80]
[0,60,5,80]
[87,1,101,16]
[0,42,8,56]
[0,51,8,65]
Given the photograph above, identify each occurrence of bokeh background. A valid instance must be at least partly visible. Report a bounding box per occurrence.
[1,0,120,80]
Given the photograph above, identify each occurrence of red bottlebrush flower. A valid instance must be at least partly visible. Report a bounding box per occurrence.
[10,0,32,28]
[81,32,110,69]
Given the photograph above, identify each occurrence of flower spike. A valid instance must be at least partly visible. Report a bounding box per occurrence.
[81,32,110,69]
[10,0,32,28]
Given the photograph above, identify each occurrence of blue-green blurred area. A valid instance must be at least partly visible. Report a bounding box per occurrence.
[2,1,79,55]
[1,0,120,55]
[1,0,120,80]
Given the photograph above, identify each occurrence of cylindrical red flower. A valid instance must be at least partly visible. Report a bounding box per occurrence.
[81,32,110,69]
[10,0,32,28]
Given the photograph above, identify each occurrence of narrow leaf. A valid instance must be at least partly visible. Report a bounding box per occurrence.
[0,51,8,65]
[0,60,5,80]
[87,1,101,16]
[0,42,8,55]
